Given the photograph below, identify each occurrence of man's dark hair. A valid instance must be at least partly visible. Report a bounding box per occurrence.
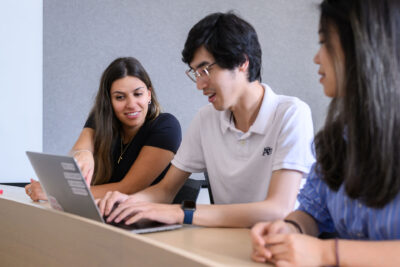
[182,12,262,82]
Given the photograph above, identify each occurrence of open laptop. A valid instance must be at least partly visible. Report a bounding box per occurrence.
[26,151,182,234]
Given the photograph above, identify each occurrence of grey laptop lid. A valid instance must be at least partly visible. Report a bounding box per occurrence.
[26,151,181,234]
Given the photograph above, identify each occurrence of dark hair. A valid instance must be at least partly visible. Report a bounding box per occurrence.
[182,12,262,82]
[314,0,400,208]
[91,57,161,185]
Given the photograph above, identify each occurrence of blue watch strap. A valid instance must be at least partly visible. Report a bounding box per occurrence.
[181,200,196,224]
[183,209,194,224]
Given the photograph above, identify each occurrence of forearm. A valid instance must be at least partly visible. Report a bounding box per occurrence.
[130,183,174,203]
[91,181,149,199]
[133,165,191,203]
[193,201,291,228]
[317,239,400,267]
[91,173,174,200]
[334,240,400,267]
[211,169,302,228]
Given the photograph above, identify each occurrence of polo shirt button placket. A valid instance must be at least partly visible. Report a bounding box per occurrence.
[237,138,250,157]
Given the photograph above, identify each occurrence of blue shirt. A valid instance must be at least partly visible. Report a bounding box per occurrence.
[298,164,400,240]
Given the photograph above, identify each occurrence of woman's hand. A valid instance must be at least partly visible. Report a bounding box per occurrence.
[251,220,335,266]
[263,233,333,267]
[72,150,94,186]
[251,220,294,262]
[25,178,47,201]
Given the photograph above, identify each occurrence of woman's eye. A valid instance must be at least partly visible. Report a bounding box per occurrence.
[115,95,124,100]
[134,93,143,97]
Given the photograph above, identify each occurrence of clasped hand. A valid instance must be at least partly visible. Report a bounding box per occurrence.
[251,220,327,267]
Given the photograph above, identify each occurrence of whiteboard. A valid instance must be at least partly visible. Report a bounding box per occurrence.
[0,0,42,182]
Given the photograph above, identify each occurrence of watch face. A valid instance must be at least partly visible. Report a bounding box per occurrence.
[182,200,196,210]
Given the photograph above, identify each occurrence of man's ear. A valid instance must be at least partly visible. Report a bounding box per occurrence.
[239,55,249,72]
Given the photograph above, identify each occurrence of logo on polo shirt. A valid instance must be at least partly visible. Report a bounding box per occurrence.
[262,147,273,156]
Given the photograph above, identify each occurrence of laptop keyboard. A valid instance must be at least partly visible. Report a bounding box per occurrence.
[106,218,166,230]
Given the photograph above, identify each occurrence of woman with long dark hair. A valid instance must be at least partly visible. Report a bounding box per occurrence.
[26,57,181,199]
[251,0,400,266]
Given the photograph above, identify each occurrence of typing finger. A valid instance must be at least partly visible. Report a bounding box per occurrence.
[98,191,112,216]
[111,203,144,223]
[104,192,124,217]
[121,210,145,225]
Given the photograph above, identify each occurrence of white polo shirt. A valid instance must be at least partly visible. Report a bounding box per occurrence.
[172,84,315,204]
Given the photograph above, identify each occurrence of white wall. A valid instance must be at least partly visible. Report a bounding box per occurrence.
[44,0,326,156]
[0,0,43,182]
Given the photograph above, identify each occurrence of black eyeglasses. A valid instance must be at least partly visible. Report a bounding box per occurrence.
[185,62,216,83]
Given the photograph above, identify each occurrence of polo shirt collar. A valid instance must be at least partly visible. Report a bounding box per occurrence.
[249,84,278,134]
[220,108,232,134]
[220,83,278,135]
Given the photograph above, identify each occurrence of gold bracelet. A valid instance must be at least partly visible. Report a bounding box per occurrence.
[71,149,92,156]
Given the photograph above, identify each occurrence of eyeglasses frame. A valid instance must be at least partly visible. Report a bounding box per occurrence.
[185,62,216,83]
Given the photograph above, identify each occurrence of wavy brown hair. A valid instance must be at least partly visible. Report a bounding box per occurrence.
[90,57,161,185]
[314,0,400,208]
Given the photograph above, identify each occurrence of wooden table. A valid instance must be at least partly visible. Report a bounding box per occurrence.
[0,184,268,266]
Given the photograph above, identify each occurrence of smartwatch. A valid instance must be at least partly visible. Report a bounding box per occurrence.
[181,200,196,224]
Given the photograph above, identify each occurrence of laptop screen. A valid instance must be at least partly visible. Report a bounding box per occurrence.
[26,151,182,234]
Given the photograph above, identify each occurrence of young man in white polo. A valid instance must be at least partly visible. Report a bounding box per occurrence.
[98,12,314,228]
